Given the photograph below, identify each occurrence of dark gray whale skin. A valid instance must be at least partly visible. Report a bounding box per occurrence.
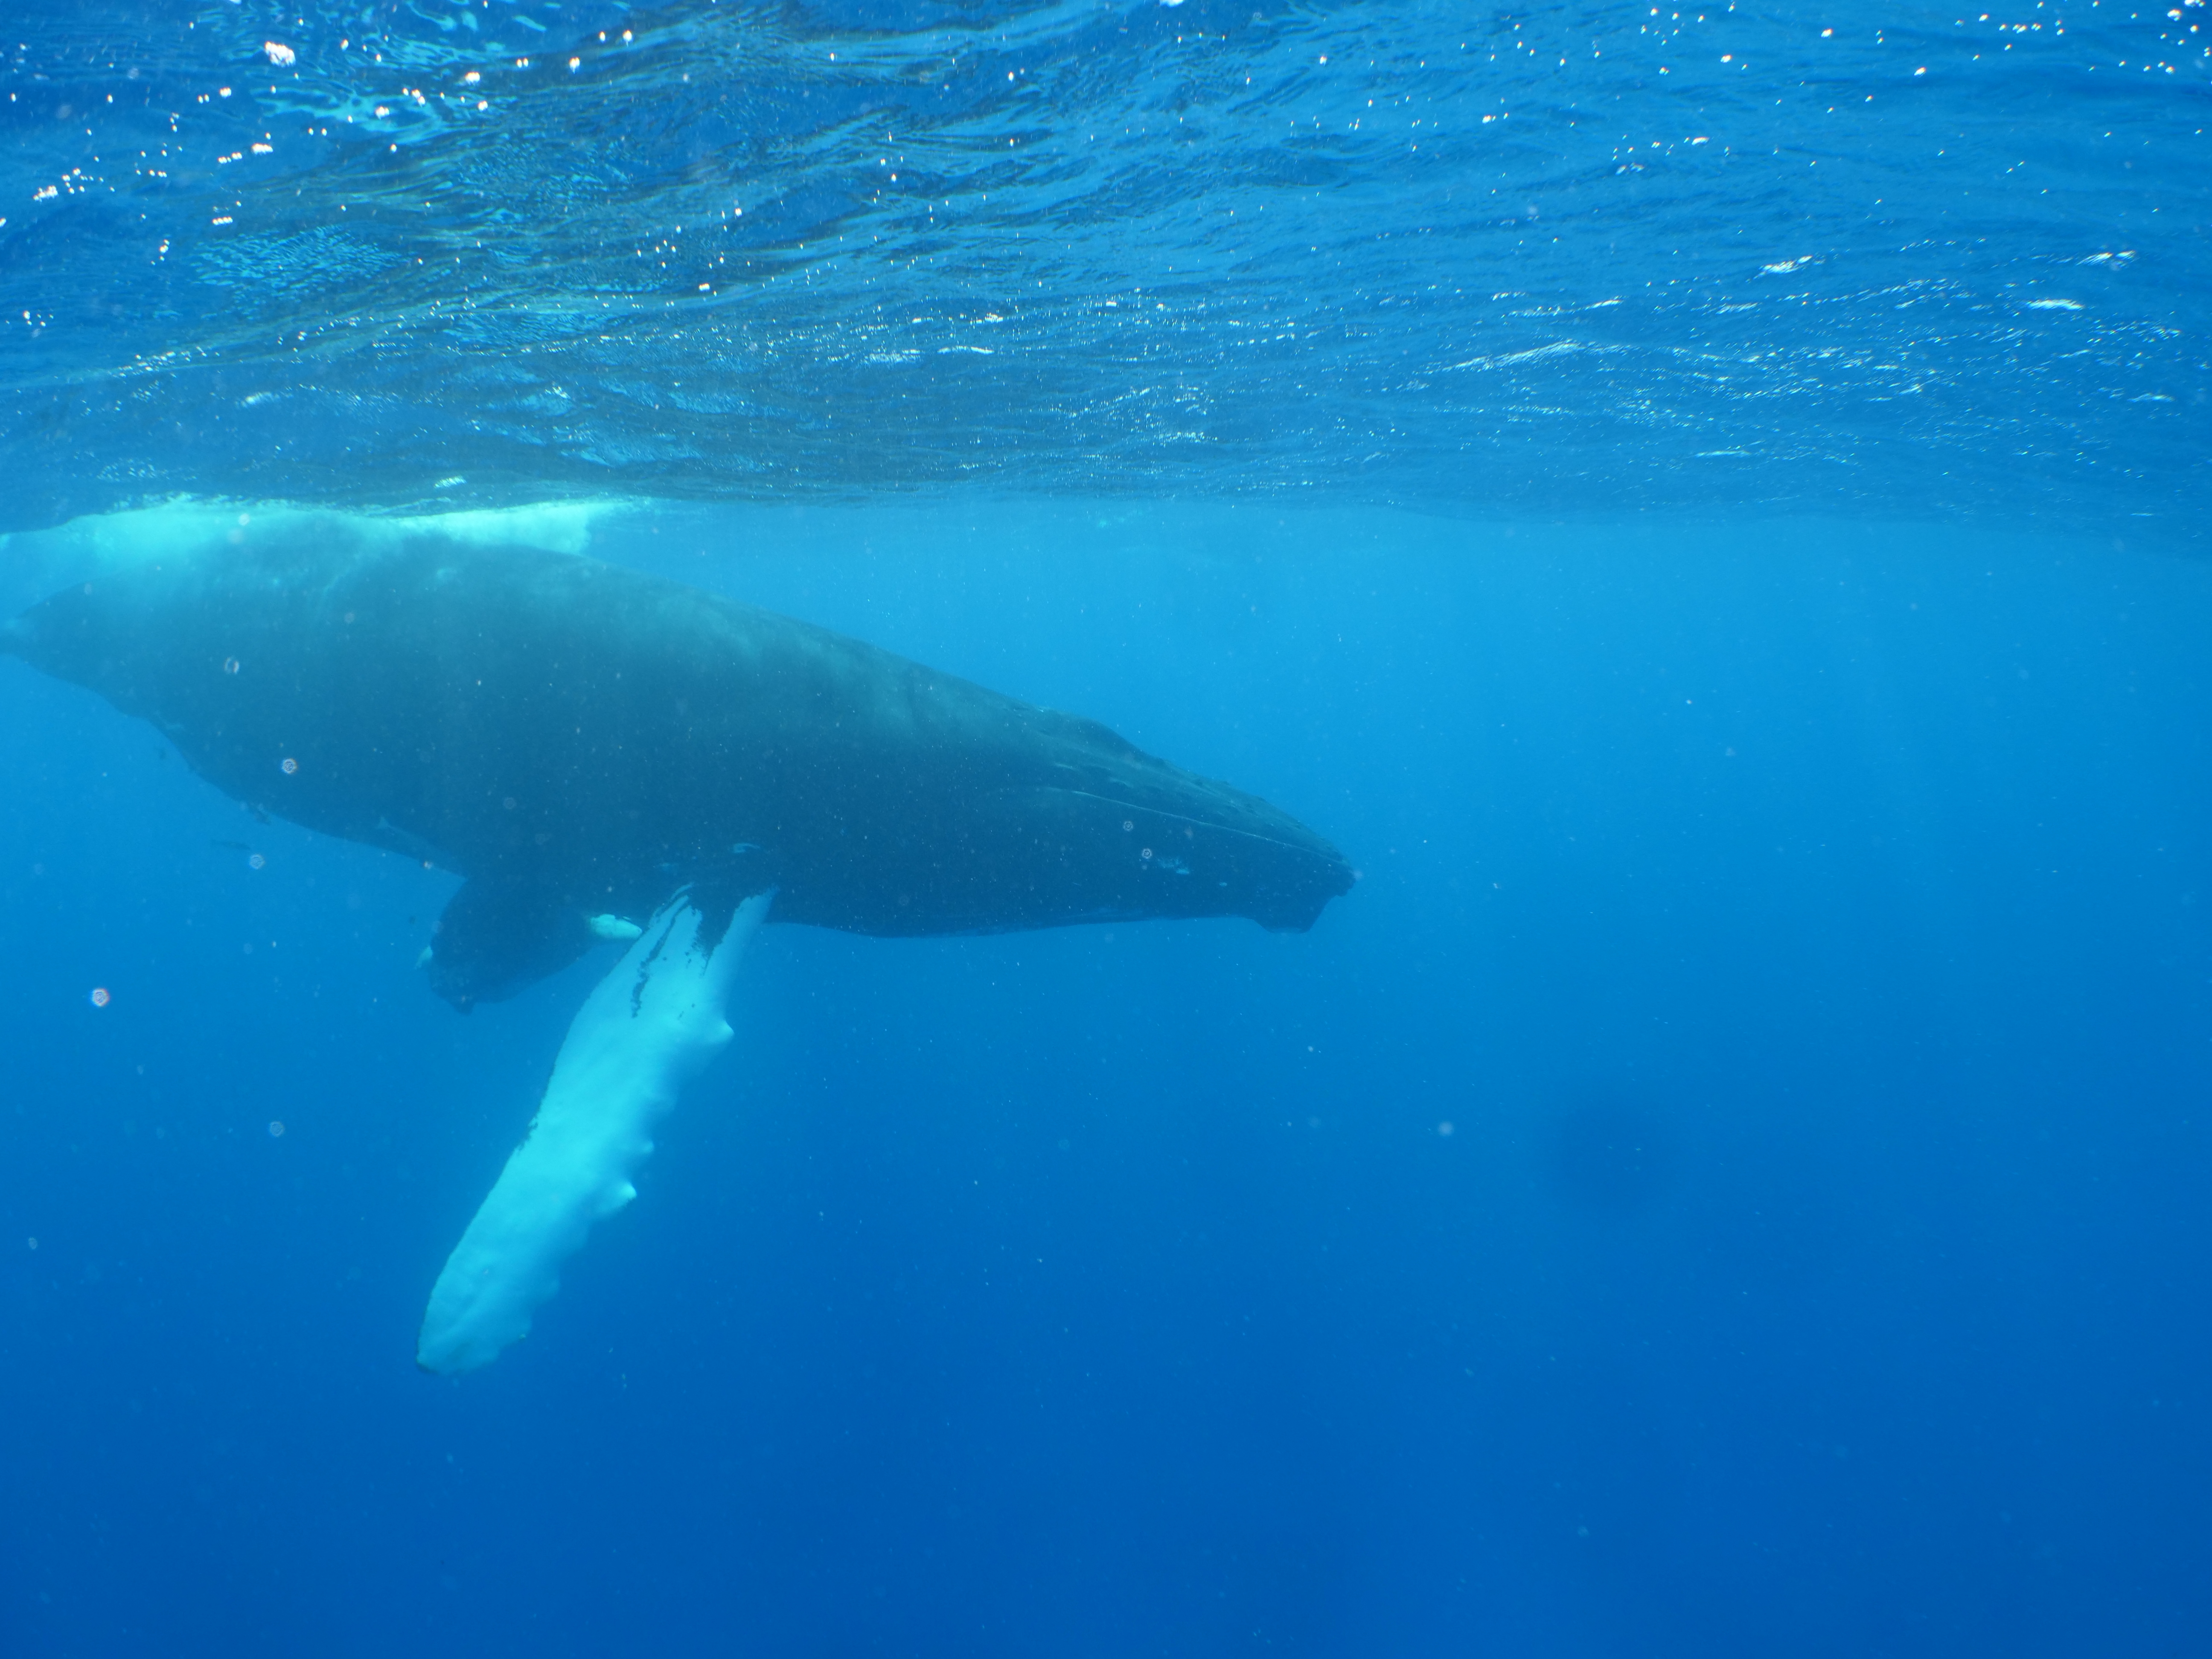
[2,536,1352,1007]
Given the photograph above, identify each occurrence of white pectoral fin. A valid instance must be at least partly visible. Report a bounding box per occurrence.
[416,889,773,1375]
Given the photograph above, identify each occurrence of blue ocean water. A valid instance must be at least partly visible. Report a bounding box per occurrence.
[3,5,2209,1656]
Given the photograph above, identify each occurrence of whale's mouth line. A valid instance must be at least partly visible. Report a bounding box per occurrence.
[1042,787,1348,869]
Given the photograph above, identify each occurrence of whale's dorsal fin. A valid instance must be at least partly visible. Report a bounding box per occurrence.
[422,877,597,1011]
[416,889,774,1374]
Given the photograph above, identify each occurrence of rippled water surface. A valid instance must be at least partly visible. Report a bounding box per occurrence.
[3,1,2205,528]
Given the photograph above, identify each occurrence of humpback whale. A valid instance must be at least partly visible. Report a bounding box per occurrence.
[3,529,1351,1372]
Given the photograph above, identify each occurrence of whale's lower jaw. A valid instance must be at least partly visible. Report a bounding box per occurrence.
[415,889,772,1376]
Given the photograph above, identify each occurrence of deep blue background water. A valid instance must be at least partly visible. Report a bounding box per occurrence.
[6,504,2212,1654]
[5,0,2212,1654]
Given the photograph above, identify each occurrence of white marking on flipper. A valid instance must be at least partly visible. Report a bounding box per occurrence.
[416,890,772,1375]
[585,913,644,941]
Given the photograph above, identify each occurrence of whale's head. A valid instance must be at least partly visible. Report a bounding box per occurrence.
[984,774,1354,933]
[984,707,1356,934]
[767,698,1355,938]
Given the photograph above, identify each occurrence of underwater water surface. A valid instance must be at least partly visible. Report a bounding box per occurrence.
[3,4,2209,1658]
